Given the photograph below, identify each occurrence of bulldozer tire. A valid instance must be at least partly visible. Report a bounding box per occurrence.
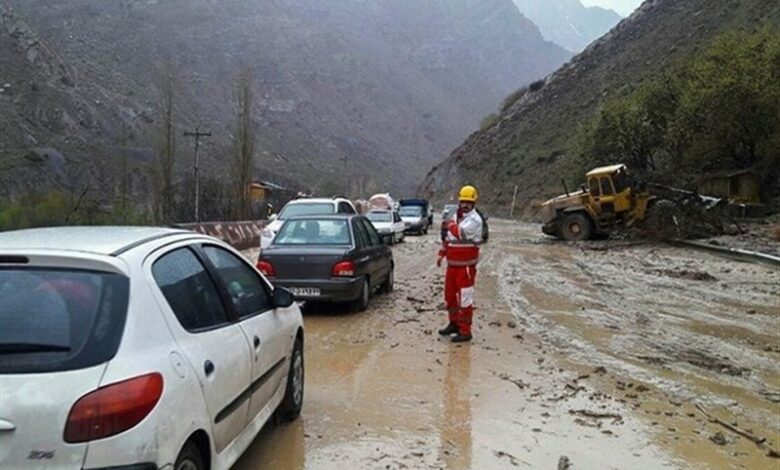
[559,213,593,241]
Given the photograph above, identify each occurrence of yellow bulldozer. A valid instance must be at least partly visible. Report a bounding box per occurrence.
[540,164,653,241]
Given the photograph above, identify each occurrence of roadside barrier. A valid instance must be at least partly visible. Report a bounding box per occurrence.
[668,239,780,269]
[176,220,267,250]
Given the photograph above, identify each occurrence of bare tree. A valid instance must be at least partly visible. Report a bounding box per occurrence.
[153,60,178,223]
[232,68,255,220]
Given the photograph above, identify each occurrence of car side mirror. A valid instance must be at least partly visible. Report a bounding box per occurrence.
[269,213,278,222]
[272,287,294,308]
[382,235,392,245]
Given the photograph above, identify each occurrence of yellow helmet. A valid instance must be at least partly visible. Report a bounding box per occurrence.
[458,185,478,202]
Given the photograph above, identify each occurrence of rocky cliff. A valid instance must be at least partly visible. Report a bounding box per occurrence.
[514,0,621,51]
[1,0,570,199]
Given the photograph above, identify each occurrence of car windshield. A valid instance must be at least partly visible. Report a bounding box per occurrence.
[0,268,129,374]
[399,206,422,217]
[366,211,391,223]
[278,202,335,220]
[274,219,351,245]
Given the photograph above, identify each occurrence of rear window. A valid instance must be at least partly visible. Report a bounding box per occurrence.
[366,211,391,223]
[399,206,422,216]
[0,268,129,374]
[274,219,351,245]
[278,202,335,219]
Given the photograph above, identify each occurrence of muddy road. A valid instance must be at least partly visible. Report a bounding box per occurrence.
[237,219,779,469]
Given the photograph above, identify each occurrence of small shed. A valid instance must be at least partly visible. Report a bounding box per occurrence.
[697,169,760,204]
[249,182,272,201]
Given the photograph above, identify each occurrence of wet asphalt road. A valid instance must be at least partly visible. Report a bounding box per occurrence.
[237,219,779,469]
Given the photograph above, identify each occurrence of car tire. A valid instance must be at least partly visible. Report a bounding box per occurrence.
[175,441,205,470]
[560,213,593,241]
[382,266,394,293]
[389,234,396,245]
[354,278,370,312]
[423,225,428,235]
[278,337,304,421]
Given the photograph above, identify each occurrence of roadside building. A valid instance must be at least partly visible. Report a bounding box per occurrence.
[697,169,760,204]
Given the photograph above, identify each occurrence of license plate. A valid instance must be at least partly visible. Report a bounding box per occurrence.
[289,287,320,297]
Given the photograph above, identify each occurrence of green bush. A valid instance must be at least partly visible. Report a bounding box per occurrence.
[480,113,501,132]
[501,87,527,112]
[0,191,152,231]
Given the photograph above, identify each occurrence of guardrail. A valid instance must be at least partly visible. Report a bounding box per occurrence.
[668,239,780,268]
[176,220,267,250]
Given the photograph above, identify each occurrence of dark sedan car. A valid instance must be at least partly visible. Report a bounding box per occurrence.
[256,215,394,311]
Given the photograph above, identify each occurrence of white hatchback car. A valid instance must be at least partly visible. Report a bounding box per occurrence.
[260,197,357,249]
[366,210,405,244]
[0,227,304,470]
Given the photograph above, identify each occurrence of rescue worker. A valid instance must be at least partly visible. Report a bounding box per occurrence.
[436,185,483,343]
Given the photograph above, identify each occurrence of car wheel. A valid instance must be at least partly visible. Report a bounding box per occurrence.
[354,278,370,312]
[560,213,593,241]
[389,234,396,245]
[423,225,428,235]
[175,441,205,470]
[278,337,304,421]
[382,266,394,293]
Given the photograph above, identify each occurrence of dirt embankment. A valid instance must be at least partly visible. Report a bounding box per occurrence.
[237,219,779,469]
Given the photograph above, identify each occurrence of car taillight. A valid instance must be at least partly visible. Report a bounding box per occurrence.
[64,373,163,443]
[257,260,275,277]
[331,260,355,277]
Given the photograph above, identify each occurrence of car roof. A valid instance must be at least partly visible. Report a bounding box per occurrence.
[0,226,192,256]
[287,198,345,205]
[283,214,359,221]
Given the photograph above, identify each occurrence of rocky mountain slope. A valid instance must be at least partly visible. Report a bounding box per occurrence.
[1,0,569,199]
[420,0,780,214]
[514,0,621,51]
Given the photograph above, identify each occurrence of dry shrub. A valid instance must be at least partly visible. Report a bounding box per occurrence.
[771,225,780,242]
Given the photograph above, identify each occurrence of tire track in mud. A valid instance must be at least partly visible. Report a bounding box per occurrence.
[490,220,780,469]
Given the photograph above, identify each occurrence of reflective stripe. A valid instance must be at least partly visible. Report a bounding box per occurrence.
[448,258,479,267]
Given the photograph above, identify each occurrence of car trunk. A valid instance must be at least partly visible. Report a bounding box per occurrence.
[262,246,351,279]
[0,365,106,468]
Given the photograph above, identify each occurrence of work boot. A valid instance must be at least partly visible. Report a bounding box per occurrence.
[451,333,472,343]
[438,323,458,336]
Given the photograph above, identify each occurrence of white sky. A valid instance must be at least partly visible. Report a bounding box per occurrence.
[580,0,644,17]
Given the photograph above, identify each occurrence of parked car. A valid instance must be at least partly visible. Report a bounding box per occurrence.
[440,204,459,240]
[261,197,357,249]
[256,215,394,311]
[398,204,428,235]
[399,198,433,226]
[0,226,304,470]
[366,209,405,244]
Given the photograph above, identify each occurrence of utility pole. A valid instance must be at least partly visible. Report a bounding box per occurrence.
[510,184,518,218]
[340,154,348,196]
[183,127,212,222]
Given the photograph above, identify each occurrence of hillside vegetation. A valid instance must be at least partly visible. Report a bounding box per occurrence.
[576,28,780,198]
[420,0,780,215]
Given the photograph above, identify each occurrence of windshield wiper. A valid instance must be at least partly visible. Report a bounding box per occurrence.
[0,343,71,354]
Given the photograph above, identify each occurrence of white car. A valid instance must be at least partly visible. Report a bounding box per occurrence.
[0,226,304,470]
[261,197,357,249]
[366,210,405,244]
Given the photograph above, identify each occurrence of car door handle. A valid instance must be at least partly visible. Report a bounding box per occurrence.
[359,256,370,262]
[204,360,215,377]
[253,336,261,349]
